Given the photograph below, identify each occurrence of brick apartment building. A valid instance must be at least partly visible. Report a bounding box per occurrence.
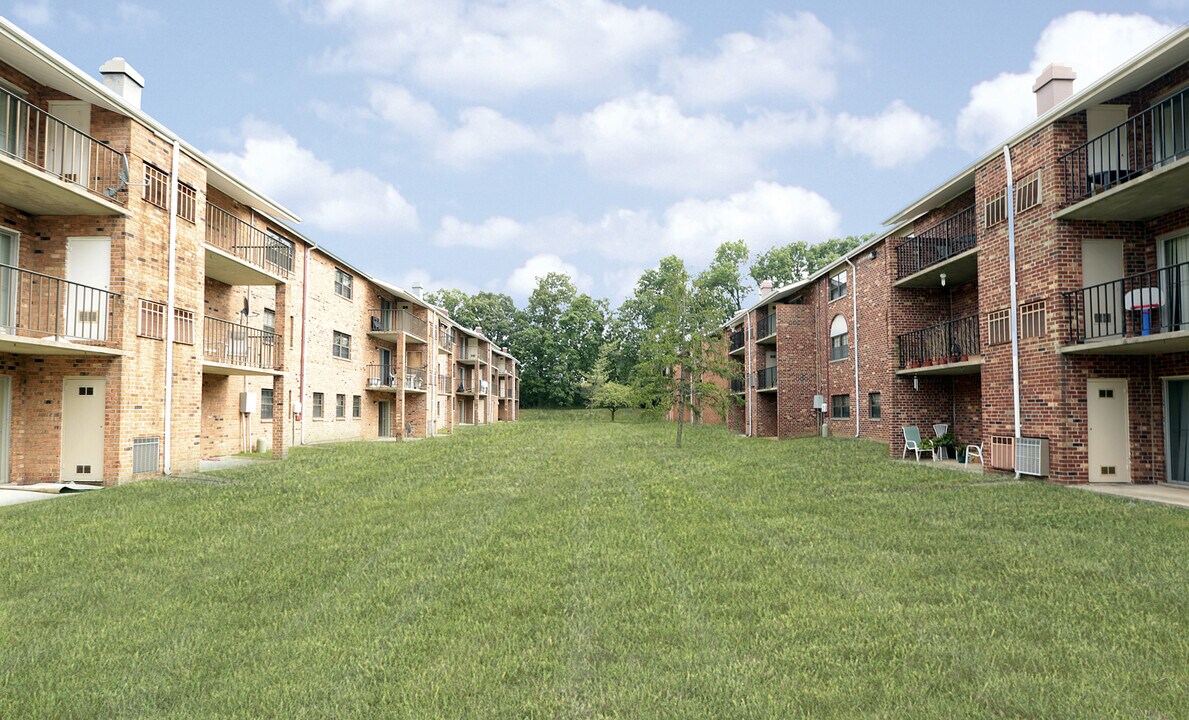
[727,27,1189,486]
[0,20,518,486]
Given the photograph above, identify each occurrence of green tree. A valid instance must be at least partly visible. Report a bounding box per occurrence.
[424,289,521,348]
[513,273,608,407]
[695,239,749,325]
[749,234,873,287]
[592,382,635,422]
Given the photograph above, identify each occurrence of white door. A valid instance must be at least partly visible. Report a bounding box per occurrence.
[1088,379,1130,483]
[65,237,110,340]
[61,377,105,482]
[0,376,10,484]
[1082,239,1124,340]
[46,101,90,186]
[0,228,18,332]
[1085,105,1130,179]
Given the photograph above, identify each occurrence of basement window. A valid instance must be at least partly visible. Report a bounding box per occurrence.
[336,393,346,419]
[353,395,362,419]
[260,388,274,421]
[312,392,324,419]
[831,394,850,419]
[869,392,882,420]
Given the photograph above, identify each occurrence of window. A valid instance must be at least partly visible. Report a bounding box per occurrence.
[173,308,194,345]
[869,392,882,420]
[829,315,848,361]
[988,308,1011,345]
[336,393,346,419]
[312,392,324,419]
[263,308,276,345]
[985,189,1007,227]
[289,315,295,349]
[334,268,353,300]
[138,299,166,339]
[831,394,850,419]
[828,270,847,301]
[333,331,351,359]
[144,164,169,210]
[260,388,274,421]
[1016,170,1042,213]
[352,395,361,419]
[176,182,197,222]
[1020,300,1046,338]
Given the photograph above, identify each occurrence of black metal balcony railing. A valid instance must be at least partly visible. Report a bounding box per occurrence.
[730,377,745,394]
[0,87,128,206]
[756,313,776,340]
[756,366,777,390]
[1060,86,1188,206]
[0,263,121,343]
[371,308,427,341]
[439,327,454,349]
[729,328,745,352]
[365,364,398,389]
[896,206,977,279]
[1063,261,1189,344]
[205,203,294,278]
[203,316,278,369]
[897,314,980,368]
[456,373,475,394]
[460,345,482,361]
[404,366,427,391]
[439,372,452,394]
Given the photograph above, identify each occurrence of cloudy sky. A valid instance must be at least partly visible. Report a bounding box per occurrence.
[6,1,1183,302]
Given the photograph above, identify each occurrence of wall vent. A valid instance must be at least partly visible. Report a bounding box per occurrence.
[132,437,160,474]
[990,436,1015,470]
[1016,437,1050,477]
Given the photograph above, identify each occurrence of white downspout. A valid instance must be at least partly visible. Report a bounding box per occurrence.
[1003,145,1023,477]
[845,256,860,438]
[300,244,311,445]
[162,140,180,475]
[745,310,754,436]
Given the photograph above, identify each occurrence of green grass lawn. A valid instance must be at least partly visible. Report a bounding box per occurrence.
[2,410,1187,718]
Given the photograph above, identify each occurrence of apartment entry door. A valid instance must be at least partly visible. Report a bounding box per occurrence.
[1087,379,1130,483]
[1082,239,1124,339]
[378,401,391,438]
[0,228,18,331]
[65,237,110,340]
[61,377,105,482]
[0,376,10,484]
[1166,379,1189,486]
[45,101,90,184]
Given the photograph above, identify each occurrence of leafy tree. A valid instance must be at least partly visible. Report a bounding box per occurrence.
[424,289,521,348]
[513,273,608,407]
[593,382,635,422]
[749,234,873,288]
[695,239,749,325]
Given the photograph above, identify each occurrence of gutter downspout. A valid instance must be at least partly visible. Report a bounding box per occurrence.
[746,310,753,436]
[1003,145,1023,478]
[162,140,180,475]
[300,244,311,445]
[845,256,861,438]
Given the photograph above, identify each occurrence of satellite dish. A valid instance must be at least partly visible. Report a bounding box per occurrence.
[241,297,250,318]
[103,154,130,199]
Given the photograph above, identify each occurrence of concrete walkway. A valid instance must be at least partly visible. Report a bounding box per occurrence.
[0,488,60,507]
[1075,483,1189,510]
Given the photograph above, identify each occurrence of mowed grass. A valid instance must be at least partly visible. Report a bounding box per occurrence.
[1,411,1187,718]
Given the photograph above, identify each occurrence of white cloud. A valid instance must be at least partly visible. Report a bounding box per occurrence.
[507,254,591,297]
[662,11,849,107]
[834,100,944,168]
[209,118,418,236]
[557,92,830,195]
[368,84,441,139]
[303,0,680,99]
[11,0,52,26]
[435,181,840,267]
[956,12,1175,153]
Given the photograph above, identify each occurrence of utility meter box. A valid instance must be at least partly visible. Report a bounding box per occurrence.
[240,391,257,414]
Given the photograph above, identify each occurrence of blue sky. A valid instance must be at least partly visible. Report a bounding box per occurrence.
[5,1,1184,302]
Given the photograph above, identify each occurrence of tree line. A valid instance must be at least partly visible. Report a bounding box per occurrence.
[427,235,872,415]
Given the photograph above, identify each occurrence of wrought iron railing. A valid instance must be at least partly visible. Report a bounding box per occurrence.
[756,312,776,340]
[439,327,454,349]
[897,314,980,368]
[203,315,278,369]
[729,328,745,352]
[1063,260,1189,344]
[0,87,127,205]
[756,365,777,390]
[371,308,427,341]
[403,365,427,391]
[205,203,294,278]
[896,206,977,279]
[438,372,452,394]
[0,263,121,343]
[456,371,476,394]
[1060,86,1188,206]
[460,345,482,361]
[730,377,745,394]
[365,364,398,389]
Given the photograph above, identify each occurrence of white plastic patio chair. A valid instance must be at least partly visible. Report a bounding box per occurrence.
[902,426,935,461]
[966,444,984,465]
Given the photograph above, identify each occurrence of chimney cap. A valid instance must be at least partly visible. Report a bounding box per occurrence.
[1032,63,1076,93]
[759,279,774,299]
[99,57,145,88]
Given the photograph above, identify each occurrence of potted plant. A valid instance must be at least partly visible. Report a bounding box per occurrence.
[956,445,967,463]
[936,431,957,458]
[923,357,933,367]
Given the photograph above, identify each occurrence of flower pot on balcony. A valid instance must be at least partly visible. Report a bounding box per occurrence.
[922,358,933,367]
[950,353,961,364]
[908,359,921,368]
[960,354,969,362]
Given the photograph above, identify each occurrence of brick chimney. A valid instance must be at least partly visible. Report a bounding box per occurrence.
[759,279,773,299]
[99,57,144,109]
[1032,63,1076,116]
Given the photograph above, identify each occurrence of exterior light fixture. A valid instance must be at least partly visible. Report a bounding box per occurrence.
[940,273,947,287]
[913,376,919,390]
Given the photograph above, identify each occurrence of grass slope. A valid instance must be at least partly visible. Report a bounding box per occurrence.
[1,410,1186,718]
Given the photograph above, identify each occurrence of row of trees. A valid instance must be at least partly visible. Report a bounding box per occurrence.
[427,235,871,417]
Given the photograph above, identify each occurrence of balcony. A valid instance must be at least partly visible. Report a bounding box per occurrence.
[364,364,399,392]
[894,206,977,287]
[755,313,776,344]
[730,377,745,394]
[756,365,777,392]
[458,345,485,364]
[896,314,982,376]
[0,264,124,356]
[368,309,427,344]
[1057,87,1189,221]
[204,203,293,285]
[456,372,476,395]
[403,366,427,393]
[438,328,454,352]
[728,328,745,355]
[202,316,280,375]
[1061,261,1189,355]
[438,372,452,395]
[0,88,128,217]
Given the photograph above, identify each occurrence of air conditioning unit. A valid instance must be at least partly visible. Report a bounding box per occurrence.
[1015,437,1050,477]
[990,436,1015,470]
